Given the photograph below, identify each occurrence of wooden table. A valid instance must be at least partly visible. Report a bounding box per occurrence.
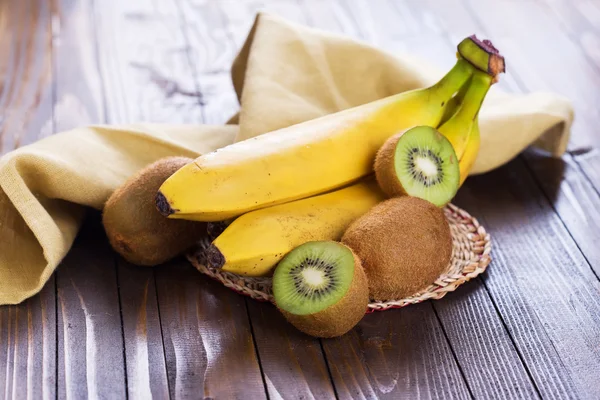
[2,0,600,398]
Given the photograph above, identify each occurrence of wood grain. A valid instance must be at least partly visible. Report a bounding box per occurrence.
[177,0,241,125]
[456,160,600,400]
[53,0,105,131]
[524,148,600,275]
[0,1,56,398]
[246,301,336,400]
[117,261,170,399]
[92,0,203,124]
[155,261,267,399]
[56,214,126,399]
[92,0,245,397]
[542,0,600,68]
[0,285,56,400]
[433,281,540,399]
[462,0,600,192]
[322,303,472,400]
[0,0,54,152]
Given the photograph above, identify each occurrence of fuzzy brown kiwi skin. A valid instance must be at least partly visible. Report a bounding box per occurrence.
[342,197,452,301]
[277,252,369,338]
[103,157,207,266]
[374,131,409,198]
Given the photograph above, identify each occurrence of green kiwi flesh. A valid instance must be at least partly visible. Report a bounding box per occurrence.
[103,157,207,266]
[273,241,368,338]
[375,126,459,207]
[342,197,453,301]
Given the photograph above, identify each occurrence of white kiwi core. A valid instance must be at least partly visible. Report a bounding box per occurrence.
[415,156,439,177]
[301,268,327,287]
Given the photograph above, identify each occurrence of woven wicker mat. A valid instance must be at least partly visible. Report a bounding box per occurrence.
[187,203,491,313]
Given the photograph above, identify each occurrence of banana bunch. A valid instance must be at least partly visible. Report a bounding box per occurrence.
[158,36,505,276]
[156,57,474,221]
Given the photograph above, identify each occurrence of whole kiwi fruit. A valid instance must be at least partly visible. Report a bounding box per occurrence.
[272,241,368,338]
[342,197,452,300]
[103,157,206,266]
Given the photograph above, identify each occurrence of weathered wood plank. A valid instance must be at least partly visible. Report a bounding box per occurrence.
[0,0,54,152]
[176,0,240,125]
[462,0,600,189]
[52,1,135,398]
[322,303,472,400]
[53,0,105,129]
[542,0,600,72]
[433,281,540,399]
[56,214,126,399]
[0,285,56,400]
[0,1,56,398]
[456,159,600,400]
[246,301,336,399]
[117,261,170,399]
[299,0,362,40]
[154,261,267,399]
[524,149,600,275]
[93,0,203,124]
[212,0,264,50]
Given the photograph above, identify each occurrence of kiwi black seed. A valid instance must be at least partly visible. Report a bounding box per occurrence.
[103,157,207,266]
[272,241,369,338]
[342,196,453,301]
[375,125,460,207]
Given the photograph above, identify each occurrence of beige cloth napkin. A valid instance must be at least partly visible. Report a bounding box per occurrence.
[0,13,574,305]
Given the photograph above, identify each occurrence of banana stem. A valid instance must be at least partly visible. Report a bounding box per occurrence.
[431,57,474,101]
[438,70,493,158]
[453,71,492,122]
[453,75,471,105]
[439,74,472,125]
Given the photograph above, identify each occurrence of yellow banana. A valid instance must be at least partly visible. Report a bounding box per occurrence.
[203,178,385,276]
[458,119,480,186]
[156,57,475,222]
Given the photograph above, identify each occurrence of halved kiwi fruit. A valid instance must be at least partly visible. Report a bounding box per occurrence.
[272,241,368,338]
[375,125,459,207]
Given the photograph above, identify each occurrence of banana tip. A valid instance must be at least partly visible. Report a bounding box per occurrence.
[155,191,175,217]
[205,244,225,269]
